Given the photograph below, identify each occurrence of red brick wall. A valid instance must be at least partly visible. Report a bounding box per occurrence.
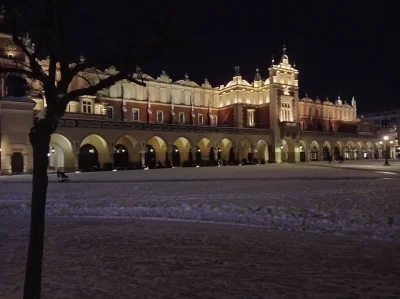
[218,107,234,126]
[105,100,212,125]
[255,105,270,129]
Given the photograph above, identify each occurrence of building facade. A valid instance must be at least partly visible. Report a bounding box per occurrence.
[0,33,394,174]
[361,110,400,158]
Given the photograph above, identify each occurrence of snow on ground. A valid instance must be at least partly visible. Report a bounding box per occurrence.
[309,159,400,174]
[1,217,400,299]
[1,164,400,241]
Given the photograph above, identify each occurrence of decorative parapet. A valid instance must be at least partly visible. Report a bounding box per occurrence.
[57,118,272,135]
[299,130,376,139]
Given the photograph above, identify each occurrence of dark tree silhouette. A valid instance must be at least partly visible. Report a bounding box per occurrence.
[0,1,172,298]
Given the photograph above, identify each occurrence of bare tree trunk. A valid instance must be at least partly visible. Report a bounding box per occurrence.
[23,119,54,299]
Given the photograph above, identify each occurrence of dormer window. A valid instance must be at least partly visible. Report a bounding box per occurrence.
[82,100,93,113]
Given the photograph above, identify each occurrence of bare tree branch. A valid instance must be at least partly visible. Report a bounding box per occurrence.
[0,66,34,77]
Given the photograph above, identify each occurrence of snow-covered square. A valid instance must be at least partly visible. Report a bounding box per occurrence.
[1,164,399,298]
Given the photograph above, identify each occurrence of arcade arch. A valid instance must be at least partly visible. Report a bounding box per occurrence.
[197,137,214,162]
[218,138,234,163]
[49,133,74,171]
[255,139,269,162]
[114,134,141,167]
[79,134,109,170]
[239,138,252,162]
[146,136,167,167]
[173,136,192,165]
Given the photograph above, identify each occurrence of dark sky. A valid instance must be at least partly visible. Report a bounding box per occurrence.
[13,1,391,113]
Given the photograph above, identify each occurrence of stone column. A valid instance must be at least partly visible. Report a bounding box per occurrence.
[23,153,30,173]
[233,145,239,163]
[306,148,311,162]
[213,147,219,161]
[190,144,197,163]
[140,149,146,167]
[167,142,173,165]
[109,151,114,165]
[74,152,79,170]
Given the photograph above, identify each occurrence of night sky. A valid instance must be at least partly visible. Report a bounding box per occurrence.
[12,1,390,113]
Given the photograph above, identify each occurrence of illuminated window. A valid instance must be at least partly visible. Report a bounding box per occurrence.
[82,101,92,113]
[281,102,292,122]
[247,109,255,126]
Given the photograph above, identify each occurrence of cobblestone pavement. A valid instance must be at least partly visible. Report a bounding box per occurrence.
[1,217,399,299]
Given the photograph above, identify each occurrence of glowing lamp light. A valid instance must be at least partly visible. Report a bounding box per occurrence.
[390,141,394,144]
[47,153,51,157]
[218,149,221,152]
[51,147,55,153]
[89,148,95,154]
[150,148,154,152]
[383,136,389,141]
[175,149,178,152]
[197,149,201,152]
[113,169,117,172]
[300,145,303,149]
[379,141,383,144]
[122,149,126,152]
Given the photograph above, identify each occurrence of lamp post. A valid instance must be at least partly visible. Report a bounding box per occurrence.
[382,136,390,166]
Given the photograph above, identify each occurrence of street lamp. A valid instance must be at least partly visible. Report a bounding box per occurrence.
[383,135,390,166]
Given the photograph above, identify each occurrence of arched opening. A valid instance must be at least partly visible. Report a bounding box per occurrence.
[311,146,318,161]
[197,137,213,165]
[299,140,307,162]
[229,147,235,163]
[173,137,192,165]
[115,134,140,167]
[334,146,340,160]
[218,138,234,164]
[195,146,202,164]
[79,144,99,171]
[209,147,215,161]
[255,140,269,163]
[80,134,109,170]
[147,136,167,167]
[11,152,24,173]
[344,146,350,159]
[49,133,74,171]
[113,144,129,168]
[239,139,252,163]
[281,140,289,162]
[323,146,330,161]
[172,145,180,166]
[145,144,156,167]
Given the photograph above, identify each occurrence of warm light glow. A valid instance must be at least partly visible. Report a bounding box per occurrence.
[175,149,178,152]
[383,136,389,141]
[390,141,393,144]
[89,148,95,153]
[47,153,51,157]
[150,148,154,152]
[379,141,383,144]
[197,149,201,152]
[51,147,55,153]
